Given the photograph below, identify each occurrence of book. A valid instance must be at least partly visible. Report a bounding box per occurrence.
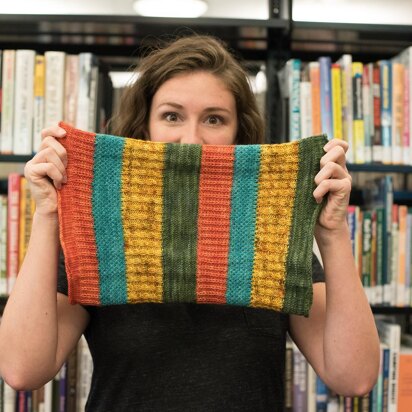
[379,60,392,164]
[13,49,35,155]
[372,62,383,162]
[331,63,343,140]
[397,337,412,412]
[292,342,308,412]
[288,59,302,141]
[362,63,372,162]
[6,173,20,294]
[33,54,45,153]
[337,54,354,162]
[352,62,365,163]
[391,60,404,164]
[300,64,312,139]
[63,54,79,127]
[309,61,322,135]
[0,50,15,154]
[376,319,401,412]
[0,194,8,296]
[319,56,333,139]
[44,51,66,129]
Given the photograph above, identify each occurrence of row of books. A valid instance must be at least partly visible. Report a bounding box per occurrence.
[0,174,34,296]
[349,175,412,307]
[278,46,412,165]
[0,335,92,412]
[0,49,113,156]
[285,319,410,412]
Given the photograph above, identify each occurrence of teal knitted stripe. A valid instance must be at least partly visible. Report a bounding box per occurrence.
[92,134,127,305]
[162,143,201,303]
[283,135,327,315]
[226,145,261,305]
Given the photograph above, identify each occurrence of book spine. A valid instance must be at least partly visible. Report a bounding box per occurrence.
[391,204,399,306]
[319,56,333,139]
[339,54,354,162]
[0,195,8,296]
[376,208,384,304]
[331,63,343,140]
[380,60,392,164]
[300,68,312,139]
[373,62,383,162]
[292,343,308,412]
[44,51,66,128]
[33,54,45,153]
[352,62,365,163]
[309,62,322,135]
[76,53,93,130]
[13,49,35,155]
[397,205,408,306]
[288,59,301,141]
[402,56,410,165]
[362,63,372,162]
[362,210,372,302]
[391,61,404,164]
[64,54,79,127]
[0,50,15,154]
[7,173,20,294]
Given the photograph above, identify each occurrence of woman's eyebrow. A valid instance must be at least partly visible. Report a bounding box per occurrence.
[155,102,184,110]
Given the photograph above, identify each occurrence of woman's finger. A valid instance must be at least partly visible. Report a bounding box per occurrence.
[38,136,68,168]
[313,177,352,204]
[320,145,347,170]
[40,125,66,140]
[315,161,351,186]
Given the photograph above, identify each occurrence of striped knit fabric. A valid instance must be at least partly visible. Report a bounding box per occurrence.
[57,122,327,316]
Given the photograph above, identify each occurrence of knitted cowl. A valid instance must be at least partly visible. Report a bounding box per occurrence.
[57,121,327,316]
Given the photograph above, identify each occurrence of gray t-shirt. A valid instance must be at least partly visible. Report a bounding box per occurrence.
[58,252,324,412]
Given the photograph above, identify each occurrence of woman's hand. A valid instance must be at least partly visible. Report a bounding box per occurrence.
[313,139,352,235]
[24,125,67,218]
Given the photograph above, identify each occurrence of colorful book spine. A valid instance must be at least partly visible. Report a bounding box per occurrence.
[319,56,333,139]
[379,60,392,164]
[33,54,45,153]
[338,54,354,162]
[331,63,343,140]
[391,61,404,164]
[362,63,372,162]
[362,210,372,301]
[289,58,302,141]
[372,62,383,162]
[0,50,15,154]
[13,49,35,155]
[7,173,20,294]
[352,62,365,163]
[309,61,322,135]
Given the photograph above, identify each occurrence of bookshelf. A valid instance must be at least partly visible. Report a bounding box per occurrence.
[2,5,412,411]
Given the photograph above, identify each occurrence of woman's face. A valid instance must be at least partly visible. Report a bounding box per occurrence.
[148,71,238,145]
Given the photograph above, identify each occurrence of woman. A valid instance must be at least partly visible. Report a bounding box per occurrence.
[0,35,379,411]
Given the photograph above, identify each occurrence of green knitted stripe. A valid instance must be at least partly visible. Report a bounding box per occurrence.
[283,135,327,315]
[92,134,127,305]
[162,143,202,302]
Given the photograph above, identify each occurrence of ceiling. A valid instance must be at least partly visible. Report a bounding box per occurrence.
[1,0,412,25]
[0,0,270,19]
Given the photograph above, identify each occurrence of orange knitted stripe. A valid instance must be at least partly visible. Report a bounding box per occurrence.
[196,145,235,303]
[57,122,100,305]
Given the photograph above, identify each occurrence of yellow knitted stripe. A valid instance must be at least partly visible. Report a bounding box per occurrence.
[121,139,165,303]
[250,141,299,310]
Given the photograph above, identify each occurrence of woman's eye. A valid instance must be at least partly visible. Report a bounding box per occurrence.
[206,115,223,125]
[165,112,179,122]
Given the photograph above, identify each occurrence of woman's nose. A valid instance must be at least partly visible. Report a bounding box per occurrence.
[179,122,204,144]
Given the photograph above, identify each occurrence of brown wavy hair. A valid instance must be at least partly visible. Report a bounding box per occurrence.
[110,35,264,144]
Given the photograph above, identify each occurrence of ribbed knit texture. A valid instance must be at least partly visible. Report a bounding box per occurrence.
[57,122,327,316]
